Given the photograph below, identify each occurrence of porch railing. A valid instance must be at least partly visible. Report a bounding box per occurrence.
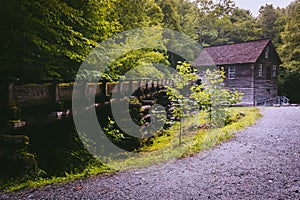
[255,96,290,106]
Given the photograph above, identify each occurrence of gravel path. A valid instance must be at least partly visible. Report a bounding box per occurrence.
[1,107,300,199]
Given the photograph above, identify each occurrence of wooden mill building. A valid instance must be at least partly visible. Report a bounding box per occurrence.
[193,39,282,106]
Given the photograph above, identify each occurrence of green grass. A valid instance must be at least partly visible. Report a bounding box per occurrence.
[0,163,111,192]
[1,107,261,192]
[185,107,261,155]
[107,107,261,170]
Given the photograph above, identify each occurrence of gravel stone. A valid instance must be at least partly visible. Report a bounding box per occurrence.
[1,107,300,199]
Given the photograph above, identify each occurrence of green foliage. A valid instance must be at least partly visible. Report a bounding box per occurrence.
[186,0,261,46]
[107,48,170,81]
[167,62,241,128]
[166,62,198,118]
[229,8,262,43]
[1,0,297,96]
[156,0,182,31]
[188,107,261,155]
[191,69,241,127]
[1,107,260,192]
[279,0,300,70]
[257,4,281,40]
[191,69,241,106]
[104,117,125,143]
[0,0,119,81]
[110,107,261,170]
[0,0,104,80]
[74,0,121,42]
[278,0,300,102]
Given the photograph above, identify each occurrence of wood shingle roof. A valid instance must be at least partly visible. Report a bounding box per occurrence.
[193,39,271,66]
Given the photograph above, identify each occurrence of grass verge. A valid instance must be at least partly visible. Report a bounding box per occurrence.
[1,107,261,192]
[108,107,261,170]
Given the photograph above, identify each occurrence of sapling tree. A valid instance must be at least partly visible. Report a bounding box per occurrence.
[167,62,241,130]
[191,68,241,127]
[166,62,198,144]
[166,62,198,119]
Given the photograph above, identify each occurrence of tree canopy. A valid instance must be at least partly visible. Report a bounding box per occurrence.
[278,0,300,101]
[0,0,299,101]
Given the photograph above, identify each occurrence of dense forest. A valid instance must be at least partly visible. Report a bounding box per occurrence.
[0,0,299,101]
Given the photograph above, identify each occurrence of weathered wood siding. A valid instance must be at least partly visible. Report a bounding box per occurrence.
[223,64,254,105]
[254,44,279,103]
[222,44,280,106]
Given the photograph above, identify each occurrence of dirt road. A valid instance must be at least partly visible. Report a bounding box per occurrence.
[2,107,300,199]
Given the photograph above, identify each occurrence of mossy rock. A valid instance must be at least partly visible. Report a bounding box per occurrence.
[0,152,37,178]
[0,134,37,178]
[0,134,29,157]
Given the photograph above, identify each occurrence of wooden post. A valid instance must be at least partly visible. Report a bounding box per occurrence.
[115,80,122,99]
[118,80,122,94]
[151,81,155,96]
[52,81,59,104]
[129,79,133,96]
[145,81,148,95]
[179,115,182,145]
[7,82,14,110]
[156,79,160,92]
[79,80,88,105]
[102,80,108,102]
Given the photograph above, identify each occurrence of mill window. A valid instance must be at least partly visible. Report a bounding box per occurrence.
[258,64,263,77]
[265,47,269,58]
[228,66,235,79]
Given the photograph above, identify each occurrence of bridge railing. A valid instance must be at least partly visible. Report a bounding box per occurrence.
[0,78,176,130]
[0,78,175,115]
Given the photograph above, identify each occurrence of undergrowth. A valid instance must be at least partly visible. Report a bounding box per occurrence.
[1,107,261,192]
